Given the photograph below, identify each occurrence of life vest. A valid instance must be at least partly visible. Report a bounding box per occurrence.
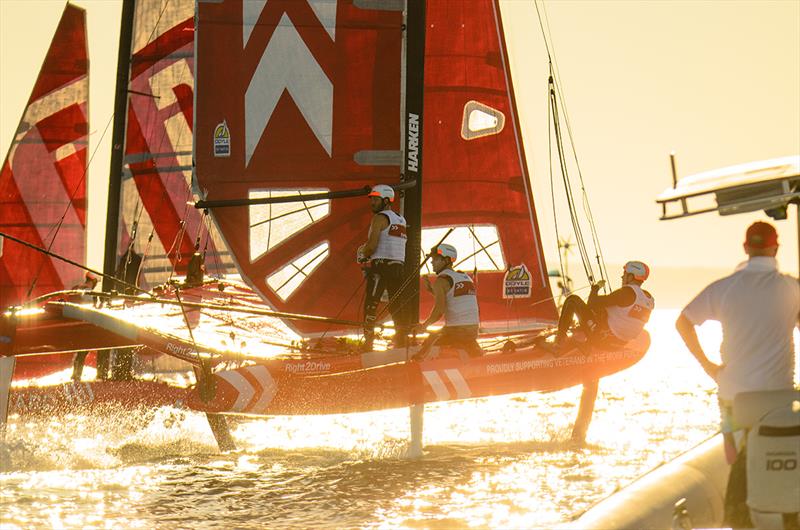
[605,284,654,342]
[371,210,406,262]
[438,268,479,326]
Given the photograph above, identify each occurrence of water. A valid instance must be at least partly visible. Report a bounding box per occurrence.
[2,309,795,529]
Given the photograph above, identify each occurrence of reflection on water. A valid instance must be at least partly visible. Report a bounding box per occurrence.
[2,310,797,528]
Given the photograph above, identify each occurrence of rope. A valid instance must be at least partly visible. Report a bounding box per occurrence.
[533,0,609,291]
[25,114,115,300]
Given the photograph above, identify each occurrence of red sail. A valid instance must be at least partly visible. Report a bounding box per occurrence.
[0,3,88,308]
[195,0,556,336]
[419,0,557,331]
[196,0,403,336]
[120,0,234,287]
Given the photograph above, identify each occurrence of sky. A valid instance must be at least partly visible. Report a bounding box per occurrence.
[1,0,799,285]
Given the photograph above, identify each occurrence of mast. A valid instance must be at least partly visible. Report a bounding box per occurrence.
[102,0,136,290]
[401,0,426,326]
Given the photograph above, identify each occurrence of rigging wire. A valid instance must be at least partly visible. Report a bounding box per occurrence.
[540,1,609,286]
[25,113,115,300]
[532,0,609,290]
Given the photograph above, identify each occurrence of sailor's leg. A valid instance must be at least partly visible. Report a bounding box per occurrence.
[0,356,14,437]
[363,266,382,350]
[385,262,410,347]
[557,295,585,341]
[719,399,752,527]
[570,378,598,443]
[72,351,89,381]
[95,350,110,381]
[407,404,424,458]
[110,347,135,381]
[0,356,13,470]
[413,331,439,360]
[723,439,752,528]
[557,295,596,343]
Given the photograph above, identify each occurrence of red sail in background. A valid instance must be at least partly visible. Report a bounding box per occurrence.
[196,0,403,336]
[419,0,557,330]
[120,0,234,287]
[0,3,88,308]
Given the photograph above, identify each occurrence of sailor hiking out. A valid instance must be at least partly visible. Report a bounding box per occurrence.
[554,260,654,349]
[357,184,412,350]
[413,243,483,360]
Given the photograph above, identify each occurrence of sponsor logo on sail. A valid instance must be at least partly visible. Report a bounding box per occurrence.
[407,113,419,172]
[214,120,231,157]
[503,264,531,298]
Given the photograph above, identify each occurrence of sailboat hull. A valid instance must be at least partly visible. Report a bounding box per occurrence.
[8,380,190,417]
[6,333,648,419]
[186,332,649,416]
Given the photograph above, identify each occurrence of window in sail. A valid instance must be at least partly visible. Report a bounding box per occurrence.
[461,101,505,140]
[249,189,330,262]
[420,226,505,274]
[267,242,330,301]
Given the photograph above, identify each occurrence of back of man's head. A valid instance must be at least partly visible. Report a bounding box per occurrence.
[744,221,779,257]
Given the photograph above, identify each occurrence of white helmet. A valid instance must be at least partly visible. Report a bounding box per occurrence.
[368,184,395,202]
[430,243,457,261]
[623,260,649,281]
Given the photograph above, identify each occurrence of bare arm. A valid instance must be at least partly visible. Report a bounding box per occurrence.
[358,214,389,259]
[589,284,635,309]
[675,313,721,381]
[419,277,449,329]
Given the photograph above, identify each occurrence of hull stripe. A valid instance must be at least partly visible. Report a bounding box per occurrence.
[217,370,254,412]
[422,370,449,400]
[444,368,471,399]
[245,365,276,412]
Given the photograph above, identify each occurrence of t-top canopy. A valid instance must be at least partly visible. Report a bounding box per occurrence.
[657,155,800,220]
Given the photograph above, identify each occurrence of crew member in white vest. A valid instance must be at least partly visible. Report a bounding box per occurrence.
[413,243,482,360]
[357,184,410,350]
[676,221,799,528]
[554,260,654,348]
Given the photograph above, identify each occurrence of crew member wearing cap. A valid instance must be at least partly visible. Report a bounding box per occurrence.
[412,243,482,360]
[357,184,411,350]
[676,221,799,527]
[554,260,654,348]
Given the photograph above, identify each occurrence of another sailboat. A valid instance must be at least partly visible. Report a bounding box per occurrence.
[2,0,651,452]
[0,3,89,380]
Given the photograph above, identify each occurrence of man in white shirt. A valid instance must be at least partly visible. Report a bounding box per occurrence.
[676,220,799,527]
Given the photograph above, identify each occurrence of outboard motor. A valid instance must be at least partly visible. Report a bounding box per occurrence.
[734,390,800,530]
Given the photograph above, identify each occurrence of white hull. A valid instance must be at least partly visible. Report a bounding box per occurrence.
[566,434,729,529]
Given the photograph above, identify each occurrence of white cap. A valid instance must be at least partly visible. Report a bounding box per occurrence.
[368,184,395,202]
[430,243,457,261]
[624,260,649,281]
